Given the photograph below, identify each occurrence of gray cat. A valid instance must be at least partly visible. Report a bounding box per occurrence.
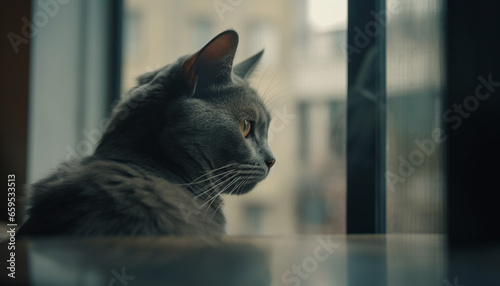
[18,30,275,236]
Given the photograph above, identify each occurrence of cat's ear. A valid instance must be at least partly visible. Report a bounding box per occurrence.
[183,30,239,87]
[233,49,264,79]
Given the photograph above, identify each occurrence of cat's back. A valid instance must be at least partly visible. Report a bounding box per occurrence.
[20,159,224,236]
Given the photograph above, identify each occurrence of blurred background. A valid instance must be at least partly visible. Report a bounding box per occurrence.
[7,0,444,236]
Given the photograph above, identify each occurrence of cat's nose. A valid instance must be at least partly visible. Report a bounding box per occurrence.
[266,159,276,169]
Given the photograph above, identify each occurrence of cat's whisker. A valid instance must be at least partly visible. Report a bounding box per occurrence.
[194,171,238,199]
[199,173,240,207]
[204,177,238,217]
[264,86,297,107]
[261,68,282,103]
[263,76,294,101]
[262,68,293,101]
[256,62,273,94]
[201,173,241,209]
[215,177,253,224]
[184,169,237,198]
[184,164,235,185]
[192,166,265,208]
[185,168,237,187]
[201,187,227,209]
[193,181,232,202]
[179,163,238,186]
[204,176,242,221]
[208,178,246,224]
[265,75,294,91]
[192,179,226,200]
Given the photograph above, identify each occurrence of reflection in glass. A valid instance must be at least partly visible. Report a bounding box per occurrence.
[385,0,445,233]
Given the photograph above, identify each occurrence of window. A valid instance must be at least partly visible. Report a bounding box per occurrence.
[192,18,213,50]
[385,0,444,233]
[124,9,141,57]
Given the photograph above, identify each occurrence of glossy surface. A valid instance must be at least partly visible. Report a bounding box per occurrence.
[1,234,473,286]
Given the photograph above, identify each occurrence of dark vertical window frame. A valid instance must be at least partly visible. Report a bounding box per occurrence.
[443,0,500,248]
[346,0,387,234]
[0,2,31,285]
[0,2,31,223]
[445,0,500,248]
[346,0,387,285]
[76,1,89,138]
[446,0,500,284]
[110,0,124,104]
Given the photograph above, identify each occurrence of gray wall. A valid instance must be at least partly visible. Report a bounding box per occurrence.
[28,0,113,182]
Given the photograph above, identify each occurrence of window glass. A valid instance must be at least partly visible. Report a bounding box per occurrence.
[385,0,445,233]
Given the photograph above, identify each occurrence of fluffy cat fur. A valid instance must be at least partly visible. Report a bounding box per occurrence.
[18,30,275,236]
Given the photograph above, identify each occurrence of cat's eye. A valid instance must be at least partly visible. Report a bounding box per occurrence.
[239,120,251,137]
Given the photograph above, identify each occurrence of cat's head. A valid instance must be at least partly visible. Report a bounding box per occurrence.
[97,30,275,196]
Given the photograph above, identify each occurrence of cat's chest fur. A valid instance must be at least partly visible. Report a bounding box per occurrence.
[22,160,226,236]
